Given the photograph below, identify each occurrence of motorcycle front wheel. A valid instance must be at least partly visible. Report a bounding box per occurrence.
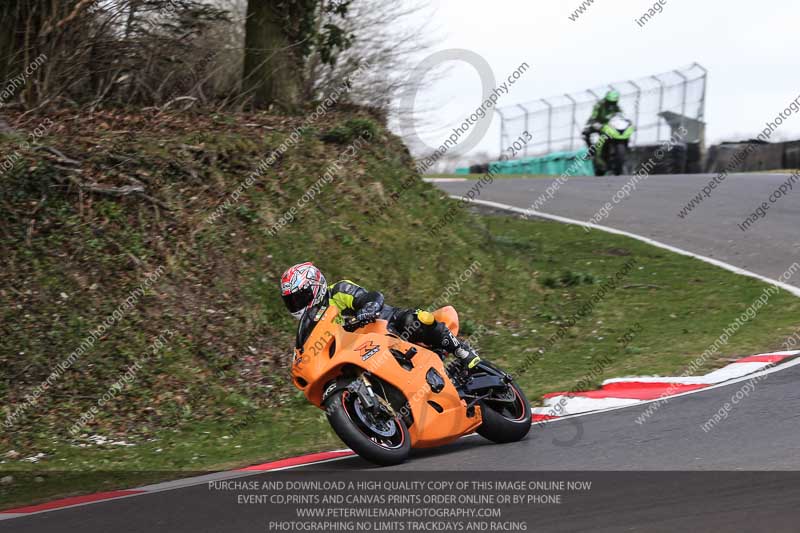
[612,142,627,176]
[325,389,411,466]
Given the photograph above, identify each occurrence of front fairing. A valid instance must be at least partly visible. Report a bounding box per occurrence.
[295,302,329,352]
[602,114,635,140]
[601,124,635,140]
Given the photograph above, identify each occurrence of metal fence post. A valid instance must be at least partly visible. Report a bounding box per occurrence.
[628,80,642,145]
[651,75,666,142]
[495,64,706,159]
[541,98,553,153]
[497,108,506,155]
[517,104,530,157]
[586,89,601,131]
[673,69,689,132]
[693,62,708,123]
[693,62,708,149]
[564,94,577,151]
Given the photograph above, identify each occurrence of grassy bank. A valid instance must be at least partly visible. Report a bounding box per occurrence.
[2,108,799,508]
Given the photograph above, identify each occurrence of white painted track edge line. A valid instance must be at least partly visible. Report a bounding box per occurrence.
[532,356,800,427]
[457,197,800,298]
[0,453,358,520]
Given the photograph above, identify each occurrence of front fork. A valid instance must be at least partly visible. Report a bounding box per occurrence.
[349,373,396,419]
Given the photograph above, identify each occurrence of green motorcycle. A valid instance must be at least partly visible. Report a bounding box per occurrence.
[587,113,635,176]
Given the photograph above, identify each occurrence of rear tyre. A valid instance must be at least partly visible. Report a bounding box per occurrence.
[593,158,606,176]
[476,381,531,444]
[325,389,410,466]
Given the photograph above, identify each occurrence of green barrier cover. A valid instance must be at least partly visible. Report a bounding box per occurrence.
[487,150,594,176]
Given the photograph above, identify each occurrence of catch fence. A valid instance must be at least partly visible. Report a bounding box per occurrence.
[498,63,708,156]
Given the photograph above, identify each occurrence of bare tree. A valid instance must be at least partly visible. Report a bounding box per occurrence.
[0,0,232,110]
[0,0,437,117]
[305,0,440,113]
[303,0,451,170]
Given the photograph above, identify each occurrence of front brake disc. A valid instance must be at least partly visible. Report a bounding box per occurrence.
[353,397,397,437]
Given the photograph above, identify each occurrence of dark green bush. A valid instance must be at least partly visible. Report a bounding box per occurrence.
[320,118,378,144]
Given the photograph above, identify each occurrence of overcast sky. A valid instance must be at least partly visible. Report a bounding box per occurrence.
[392,0,800,162]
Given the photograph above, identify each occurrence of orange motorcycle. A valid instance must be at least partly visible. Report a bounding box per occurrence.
[291,304,531,465]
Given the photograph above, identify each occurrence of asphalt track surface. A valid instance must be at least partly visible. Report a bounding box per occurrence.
[435,173,800,288]
[6,361,800,531]
[7,173,800,532]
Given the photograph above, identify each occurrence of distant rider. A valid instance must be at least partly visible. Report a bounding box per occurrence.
[279,262,481,370]
[587,90,622,130]
[582,90,623,174]
[583,90,622,148]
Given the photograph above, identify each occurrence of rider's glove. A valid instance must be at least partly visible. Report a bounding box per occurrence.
[455,343,481,370]
[356,301,381,323]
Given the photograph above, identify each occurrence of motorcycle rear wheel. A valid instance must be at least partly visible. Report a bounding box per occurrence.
[476,381,532,444]
[325,389,411,466]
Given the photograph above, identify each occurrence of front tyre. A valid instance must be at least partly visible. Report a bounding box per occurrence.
[612,142,627,176]
[325,390,410,466]
[476,381,532,444]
